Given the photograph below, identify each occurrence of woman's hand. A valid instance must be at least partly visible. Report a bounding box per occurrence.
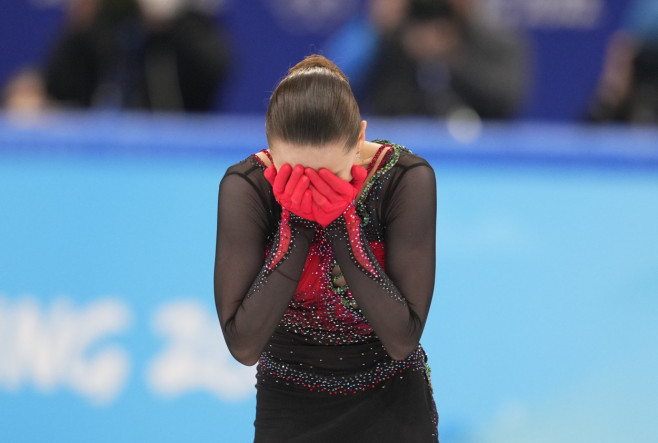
[305,165,367,227]
[264,164,315,221]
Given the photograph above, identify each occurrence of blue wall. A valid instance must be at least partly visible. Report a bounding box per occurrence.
[1,113,657,442]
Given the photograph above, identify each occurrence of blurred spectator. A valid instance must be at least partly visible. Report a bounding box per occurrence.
[351,0,529,119]
[587,0,658,124]
[2,68,50,114]
[43,0,231,112]
[324,0,410,100]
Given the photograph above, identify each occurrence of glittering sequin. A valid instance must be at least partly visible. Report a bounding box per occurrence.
[267,209,291,270]
[343,204,378,277]
[357,141,403,227]
[257,345,429,395]
[323,206,406,305]
[246,209,315,299]
[277,227,375,344]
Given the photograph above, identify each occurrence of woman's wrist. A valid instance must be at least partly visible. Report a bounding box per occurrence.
[322,204,353,240]
[288,212,319,242]
[323,205,379,278]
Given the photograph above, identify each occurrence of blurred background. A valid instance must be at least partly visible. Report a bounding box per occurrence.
[1,0,657,442]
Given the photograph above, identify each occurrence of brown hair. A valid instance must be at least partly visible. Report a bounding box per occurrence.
[265,54,361,151]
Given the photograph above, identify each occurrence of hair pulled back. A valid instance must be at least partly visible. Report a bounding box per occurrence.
[266,55,361,151]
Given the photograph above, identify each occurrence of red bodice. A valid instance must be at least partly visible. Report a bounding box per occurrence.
[266,233,385,343]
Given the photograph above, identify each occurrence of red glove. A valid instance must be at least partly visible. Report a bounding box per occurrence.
[305,164,368,228]
[264,164,314,221]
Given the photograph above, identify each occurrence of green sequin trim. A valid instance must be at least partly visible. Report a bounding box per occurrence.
[356,140,410,226]
[330,260,365,316]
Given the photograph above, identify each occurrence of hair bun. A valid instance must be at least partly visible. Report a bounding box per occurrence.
[287,54,349,82]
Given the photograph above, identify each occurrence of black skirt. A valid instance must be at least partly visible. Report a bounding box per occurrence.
[254,368,439,443]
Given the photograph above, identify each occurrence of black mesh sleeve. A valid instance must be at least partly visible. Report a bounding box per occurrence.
[214,171,316,366]
[324,162,437,360]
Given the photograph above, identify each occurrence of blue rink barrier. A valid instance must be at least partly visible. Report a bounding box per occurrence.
[1,113,657,443]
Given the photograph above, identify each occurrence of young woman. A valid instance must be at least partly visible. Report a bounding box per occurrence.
[214,54,438,442]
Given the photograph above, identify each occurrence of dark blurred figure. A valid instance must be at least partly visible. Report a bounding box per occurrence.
[324,0,410,100]
[43,0,231,112]
[587,0,658,124]
[361,0,529,119]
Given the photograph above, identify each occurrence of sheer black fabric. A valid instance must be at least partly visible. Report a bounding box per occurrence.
[254,369,437,443]
[214,143,438,442]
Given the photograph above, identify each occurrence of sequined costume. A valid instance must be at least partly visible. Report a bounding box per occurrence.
[214,142,438,442]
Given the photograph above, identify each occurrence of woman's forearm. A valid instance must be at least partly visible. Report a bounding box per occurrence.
[215,209,316,366]
[325,209,432,360]
[218,236,312,365]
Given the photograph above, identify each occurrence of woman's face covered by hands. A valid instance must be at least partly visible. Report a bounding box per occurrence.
[269,140,358,182]
[268,120,367,181]
[266,126,370,227]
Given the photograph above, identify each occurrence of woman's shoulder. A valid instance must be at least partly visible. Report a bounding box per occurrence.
[357,140,432,205]
[372,140,432,173]
[220,153,270,197]
[223,152,267,177]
